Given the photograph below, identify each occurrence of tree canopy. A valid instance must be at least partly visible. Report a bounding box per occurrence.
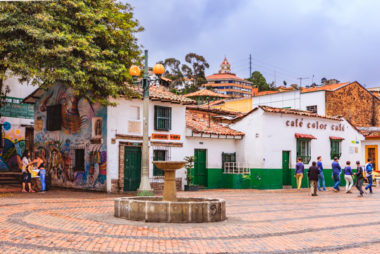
[248,71,272,91]
[0,0,143,105]
[159,53,209,94]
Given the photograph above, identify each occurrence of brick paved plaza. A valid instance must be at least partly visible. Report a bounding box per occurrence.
[1,188,380,253]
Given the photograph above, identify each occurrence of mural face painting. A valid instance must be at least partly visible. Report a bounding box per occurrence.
[34,84,107,190]
[0,119,25,171]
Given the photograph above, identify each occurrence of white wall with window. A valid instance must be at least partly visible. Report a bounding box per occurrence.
[300,91,326,115]
[106,98,187,191]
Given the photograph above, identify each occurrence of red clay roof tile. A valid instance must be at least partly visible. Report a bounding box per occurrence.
[186,110,244,136]
[184,89,229,98]
[295,133,316,139]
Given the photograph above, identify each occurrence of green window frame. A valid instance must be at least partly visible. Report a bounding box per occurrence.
[154,106,171,131]
[330,140,342,159]
[296,139,311,164]
[222,152,236,170]
[153,150,166,176]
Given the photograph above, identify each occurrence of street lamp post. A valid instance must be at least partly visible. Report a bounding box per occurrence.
[129,50,164,195]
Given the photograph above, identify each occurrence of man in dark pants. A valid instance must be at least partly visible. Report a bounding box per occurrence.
[355,161,364,197]
[308,161,320,196]
[332,157,342,192]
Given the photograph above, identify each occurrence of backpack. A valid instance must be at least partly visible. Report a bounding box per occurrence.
[365,163,373,177]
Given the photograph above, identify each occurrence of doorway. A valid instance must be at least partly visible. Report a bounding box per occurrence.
[123,146,141,191]
[365,145,378,171]
[25,127,34,155]
[282,151,291,186]
[194,149,207,187]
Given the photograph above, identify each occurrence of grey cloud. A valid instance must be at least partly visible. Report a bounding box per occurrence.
[126,0,380,87]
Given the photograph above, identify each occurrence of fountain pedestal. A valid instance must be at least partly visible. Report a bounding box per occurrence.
[114,161,226,223]
[152,161,185,201]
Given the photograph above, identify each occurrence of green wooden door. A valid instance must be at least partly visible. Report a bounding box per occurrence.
[194,149,207,187]
[124,147,141,191]
[282,151,291,186]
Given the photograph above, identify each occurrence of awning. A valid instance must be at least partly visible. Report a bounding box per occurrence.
[295,133,316,139]
[329,136,344,140]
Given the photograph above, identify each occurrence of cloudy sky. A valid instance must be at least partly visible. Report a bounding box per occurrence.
[127,0,380,88]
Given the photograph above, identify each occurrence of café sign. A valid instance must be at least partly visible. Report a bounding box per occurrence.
[285,118,345,132]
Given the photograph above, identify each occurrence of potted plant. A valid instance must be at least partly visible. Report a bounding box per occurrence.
[184,156,198,191]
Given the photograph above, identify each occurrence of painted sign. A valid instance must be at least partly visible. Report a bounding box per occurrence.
[170,134,181,140]
[285,118,345,132]
[152,133,169,140]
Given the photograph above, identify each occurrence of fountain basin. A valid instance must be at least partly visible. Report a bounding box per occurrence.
[114,197,226,223]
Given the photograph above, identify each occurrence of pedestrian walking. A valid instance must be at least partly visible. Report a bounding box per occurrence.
[355,161,364,197]
[344,161,353,193]
[295,158,304,190]
[364,159,374,194]
[21,151,35,193]
[308,161,320,196]
[332,157,342,192]
[32,153,47,192]
[317,156,326,191]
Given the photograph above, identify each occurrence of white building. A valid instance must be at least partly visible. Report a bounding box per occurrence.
[23,82,371,192]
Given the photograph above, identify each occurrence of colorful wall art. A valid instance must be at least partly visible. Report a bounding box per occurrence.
[34,83,107,190]
[0,119,25,171]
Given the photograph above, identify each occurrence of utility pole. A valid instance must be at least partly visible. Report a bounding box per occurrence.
[274,70,277,87]
[138,49,153,195]
[297,77,309,87]
[249,54,252,77]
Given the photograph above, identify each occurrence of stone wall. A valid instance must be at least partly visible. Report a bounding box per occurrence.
[325,82,380,127]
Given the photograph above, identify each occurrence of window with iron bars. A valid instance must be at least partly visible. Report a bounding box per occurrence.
[154,106,171,131]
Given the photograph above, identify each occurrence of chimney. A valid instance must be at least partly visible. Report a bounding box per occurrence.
[251,86,259,96]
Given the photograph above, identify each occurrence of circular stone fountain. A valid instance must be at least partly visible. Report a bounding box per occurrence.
[114,161,226,223]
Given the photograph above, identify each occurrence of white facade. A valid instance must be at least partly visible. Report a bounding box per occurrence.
[106,98,187,192]
[252,90,301,109]
[184,137,238,169]
[3,75,36,99]
[231,108,364,169]
[252,90,326,115]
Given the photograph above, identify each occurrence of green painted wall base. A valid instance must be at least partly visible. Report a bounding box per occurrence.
[202,168,357,190]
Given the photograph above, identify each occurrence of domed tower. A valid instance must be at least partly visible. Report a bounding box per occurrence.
[219,57,231,74]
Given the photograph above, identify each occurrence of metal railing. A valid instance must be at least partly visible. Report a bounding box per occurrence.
[223,162,250,175]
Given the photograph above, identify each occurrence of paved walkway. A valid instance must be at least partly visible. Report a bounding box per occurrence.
[1,188,380,253]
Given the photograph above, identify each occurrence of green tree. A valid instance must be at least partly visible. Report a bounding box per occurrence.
[159,53,209,94]
[0,0,143,105]
[159,58,184,88]
[181,53,209,93]
[248,71,271,91]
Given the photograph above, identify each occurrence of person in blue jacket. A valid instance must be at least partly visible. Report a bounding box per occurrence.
[317,156,326,191]
[295,158,305,190]
[364,159,374,194]
[331,157,342,192]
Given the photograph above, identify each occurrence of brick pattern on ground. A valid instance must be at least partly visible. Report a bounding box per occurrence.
[0,188,380,253]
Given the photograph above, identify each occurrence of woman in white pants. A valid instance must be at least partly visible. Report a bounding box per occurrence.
[344,161,353,193]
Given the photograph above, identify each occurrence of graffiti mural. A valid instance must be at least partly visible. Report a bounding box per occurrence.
[0,119,25,171]
[34,83,107,190]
